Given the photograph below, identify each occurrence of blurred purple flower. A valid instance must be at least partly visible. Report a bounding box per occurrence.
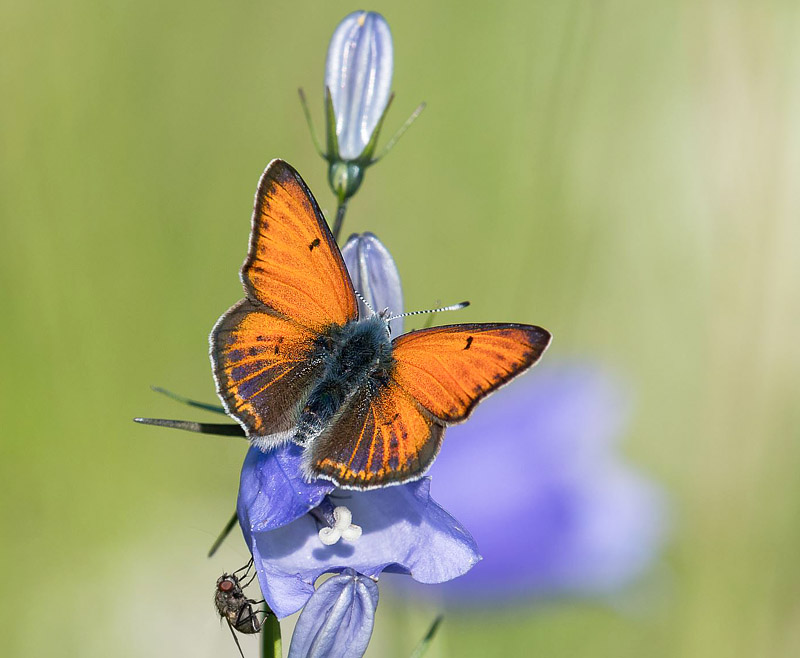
[237,443,480,618]
[325,11,393,161]
[400,362,668,602]
[287,569,378,658]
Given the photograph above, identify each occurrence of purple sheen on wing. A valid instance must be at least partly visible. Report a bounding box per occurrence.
[404,362,667,602]
[341,233,404,334]
[287,569,379,658]
[247,478,480,618]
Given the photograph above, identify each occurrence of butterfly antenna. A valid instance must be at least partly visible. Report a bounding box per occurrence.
[354,290,377,316]
[386,301,469,322]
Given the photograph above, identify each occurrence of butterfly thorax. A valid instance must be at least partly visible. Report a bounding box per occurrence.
[295,316,394,445]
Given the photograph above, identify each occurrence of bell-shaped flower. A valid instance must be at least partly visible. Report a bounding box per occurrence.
[325,11,393,162]
[234,232,479,618]
[299,12,423,202]
[287,569,379,658]
[397,362,668,603]
[237,444,480,618]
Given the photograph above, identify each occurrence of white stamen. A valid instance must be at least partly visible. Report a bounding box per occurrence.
[317,505,362,546]
[333,506,352,527]
[318,526,340,546]
[341,524,362,541]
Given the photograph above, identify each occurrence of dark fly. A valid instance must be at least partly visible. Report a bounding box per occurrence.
[215,559,272,658]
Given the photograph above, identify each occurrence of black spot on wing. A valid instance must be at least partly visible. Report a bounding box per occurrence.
[464,336,473,350]
[382,412,400,427]
[309,237,321,251]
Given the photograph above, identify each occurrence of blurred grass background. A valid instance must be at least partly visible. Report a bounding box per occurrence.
[2,0,800,656]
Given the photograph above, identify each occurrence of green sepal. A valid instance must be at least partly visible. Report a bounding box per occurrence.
[328,161,365,203]
[358,92,395,163]
[373,101,426,163]
[324,87,339,162]
[298,88,325,158]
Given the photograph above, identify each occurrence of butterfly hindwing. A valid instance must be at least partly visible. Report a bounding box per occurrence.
[210,299,325,444]
[306,378,445,489]
[242,160,358,331]
[390,323,552,422]
[210,159,552,488]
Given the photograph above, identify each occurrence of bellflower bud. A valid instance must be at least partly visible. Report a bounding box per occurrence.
[340,232,404,334]
[325,11,393,162]
[287,569,379,658]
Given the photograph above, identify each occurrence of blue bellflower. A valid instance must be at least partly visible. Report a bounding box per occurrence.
[236,233,479,619]
[341,232,404,335]
[323,11,393,201]
[338,233,666,602]
[287,569,379,658]
[325,11,393,162]
[317,11,423,204]
[405,363,668,602]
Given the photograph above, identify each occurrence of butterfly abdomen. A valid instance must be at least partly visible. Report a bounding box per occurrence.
[295,317,393,445]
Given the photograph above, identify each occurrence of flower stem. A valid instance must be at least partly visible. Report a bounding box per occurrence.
[261,611,282,658]
[332,200,348,243]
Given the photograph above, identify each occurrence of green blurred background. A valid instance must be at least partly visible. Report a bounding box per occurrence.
[2,0,800,656]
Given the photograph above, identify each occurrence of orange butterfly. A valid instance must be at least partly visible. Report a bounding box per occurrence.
[210,160,551,490]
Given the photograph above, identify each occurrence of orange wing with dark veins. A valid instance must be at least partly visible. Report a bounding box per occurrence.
[306,379,445,489]
[242,159,358,331]
[210,300,325,443]
[390,323,552,422]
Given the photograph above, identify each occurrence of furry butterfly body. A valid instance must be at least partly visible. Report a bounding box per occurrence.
[210,159,551,490]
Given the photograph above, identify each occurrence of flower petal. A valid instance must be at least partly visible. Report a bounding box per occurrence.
[237,444,334,536]
[325,11,393,160]
[250,478,480,617]
[412,362,668,601]
[287,569,379,658]
[340,232,404,333]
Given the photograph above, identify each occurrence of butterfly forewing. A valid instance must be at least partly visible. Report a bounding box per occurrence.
[243,160,358,331]
[209,158,553,489]
[306,380,445,488]
[390,323,552,422]
[211,299,324,441]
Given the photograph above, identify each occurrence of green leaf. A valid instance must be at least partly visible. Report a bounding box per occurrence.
[409,615,444,658]
[151,386,227,414]
[132,417,245,437]
[207,511,239,558]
